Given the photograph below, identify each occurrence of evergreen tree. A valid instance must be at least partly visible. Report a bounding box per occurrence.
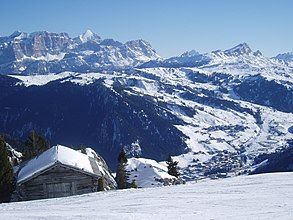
[23,130,50,161]
[115,149,128,189]
[0,136,14,203]
[80,148,87,155]
[129,179,138,189]
[97,176,106,191]
[166,155,180,178]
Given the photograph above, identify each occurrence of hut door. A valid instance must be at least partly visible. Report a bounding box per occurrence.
[46,182,75,198]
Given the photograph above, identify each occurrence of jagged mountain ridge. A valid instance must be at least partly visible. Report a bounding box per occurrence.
[275,52,293,60]
[141,42,292,71]
[0,33,292,179]
[0,30,160,75]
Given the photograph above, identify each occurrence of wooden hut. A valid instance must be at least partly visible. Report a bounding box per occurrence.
[17,145,104,201]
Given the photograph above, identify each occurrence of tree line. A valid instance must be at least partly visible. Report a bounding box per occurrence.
[0,131,50,203]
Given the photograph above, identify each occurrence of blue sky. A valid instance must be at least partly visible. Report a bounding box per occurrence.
[0,0,292,57]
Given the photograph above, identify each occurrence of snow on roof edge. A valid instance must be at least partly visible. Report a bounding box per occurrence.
[17,145,102,184]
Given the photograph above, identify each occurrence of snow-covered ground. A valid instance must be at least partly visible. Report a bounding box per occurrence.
[126,157,177,188]
[1,172,292,220]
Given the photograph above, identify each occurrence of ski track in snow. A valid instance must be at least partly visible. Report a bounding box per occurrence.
[0,172,292,220]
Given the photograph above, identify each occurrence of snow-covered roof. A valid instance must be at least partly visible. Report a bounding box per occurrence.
[17,145,103,184]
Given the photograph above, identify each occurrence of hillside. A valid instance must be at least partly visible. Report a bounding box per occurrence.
[126,157,179,188]
[0,172,292,219]
[0,31,292,179]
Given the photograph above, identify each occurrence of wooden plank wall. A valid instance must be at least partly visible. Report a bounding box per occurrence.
[18,165,100,201]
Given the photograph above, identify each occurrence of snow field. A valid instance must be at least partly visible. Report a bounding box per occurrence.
[0,172,292,220]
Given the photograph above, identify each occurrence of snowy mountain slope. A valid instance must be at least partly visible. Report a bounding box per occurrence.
[274,52,293,64]
[3,65,292,179]
[123,67,292,179]
[0,30,160,75]
[0,41,292,180]
[0,172,292,219]
[141,43,293,82]
[126,157,178,188]
[0,74,188,169]
[251,144,293,174]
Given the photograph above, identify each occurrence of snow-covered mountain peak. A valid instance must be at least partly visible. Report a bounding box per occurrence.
[9,31,28,40]
[29,31,50,36]
[139,42,293,79]
[83,29,94,37]
[125,39,160,60]
[253,50,263,56]
[100,38,124,47]
[126,39,150,47]
[274,52,293,62]
[224,42,252,56]
[180,49,201,57]
[27,31,70,41]
[79,29,101,43]
[126,39,159,52]
[0,30,162,74]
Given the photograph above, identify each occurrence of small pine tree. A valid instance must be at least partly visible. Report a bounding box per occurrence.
[97,176,106,191]
[166,155,180,178]
[115,149,128,189]
[80,148,87,155]
[129,179,138,189]
[23,130,50,161]
[0,136,14,203]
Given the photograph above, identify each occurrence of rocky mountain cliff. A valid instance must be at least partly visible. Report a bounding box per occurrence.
[0,30,160,75]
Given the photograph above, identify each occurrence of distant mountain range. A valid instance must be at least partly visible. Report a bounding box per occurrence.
[0,30,160,75]
[0,30,292,179]
[1,30,292,75]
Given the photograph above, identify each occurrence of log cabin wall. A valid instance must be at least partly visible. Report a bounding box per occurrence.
[18,164,100,201]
